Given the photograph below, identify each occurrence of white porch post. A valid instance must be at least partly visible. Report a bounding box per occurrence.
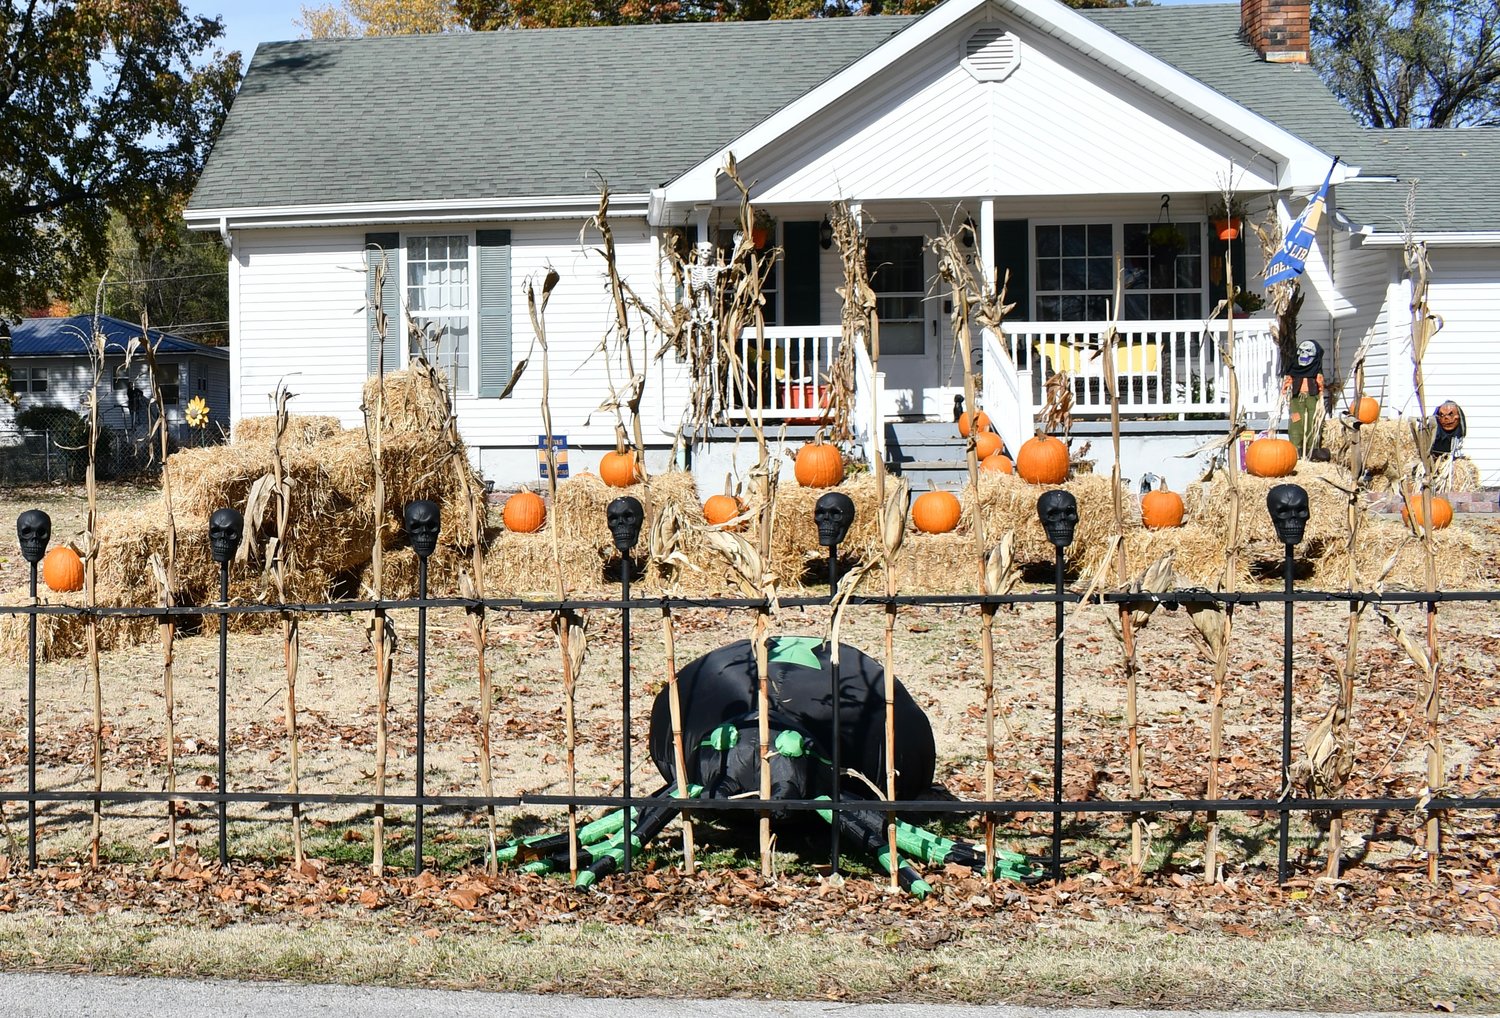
[979,198,995,288]
[693,207,710,245]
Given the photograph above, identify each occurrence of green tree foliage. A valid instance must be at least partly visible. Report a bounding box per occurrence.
[303,0,1127,35]
[1312,0,1500,127]
[69,213,229,346]
[0,1,241,320]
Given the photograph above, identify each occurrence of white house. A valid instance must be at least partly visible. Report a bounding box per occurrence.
[1,315,230,479]
[183,0,1500,489]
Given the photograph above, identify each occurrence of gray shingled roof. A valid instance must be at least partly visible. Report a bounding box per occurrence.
[187,17,915,211]
[1085,4,1500,235]
[189,2,1496,235]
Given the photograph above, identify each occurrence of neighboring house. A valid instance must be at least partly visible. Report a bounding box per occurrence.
[1,315,231,450]
[183,0,1500,489]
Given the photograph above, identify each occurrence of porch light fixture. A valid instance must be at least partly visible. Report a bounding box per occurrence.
[819,215,833,250]
[962,216,977,248]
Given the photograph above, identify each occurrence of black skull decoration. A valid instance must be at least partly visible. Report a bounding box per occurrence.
[403,500,442,559]
[1266,484,1310,546]
[1036,490,1079,548]
[607,496,645,553]
[208,508,244,565]
[16,509,51,564]
[813,492,856,548]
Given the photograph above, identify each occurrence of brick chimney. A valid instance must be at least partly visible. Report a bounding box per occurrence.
[1241,0,1310,63]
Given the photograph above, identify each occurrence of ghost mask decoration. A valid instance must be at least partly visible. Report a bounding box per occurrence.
[208,508,244,565]
[1296,340,1317,368]
[1036,490,1079,548]
[607,496,644,553]
[1266,484,1310,546]
[814,492,856,548]
[403,500,442,559]
[16,509,51,564]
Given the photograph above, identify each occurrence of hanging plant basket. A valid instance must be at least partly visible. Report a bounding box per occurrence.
[1213,217,1242,241]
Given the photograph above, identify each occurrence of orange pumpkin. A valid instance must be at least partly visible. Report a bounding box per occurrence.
[1016,434,1069,484]
[703,494,744,528]
[973,430,1002,461]
[502,490,546,533]
[794,441,844,488]
[1141,488,1185,529]
[957,411,991,438]
[1246,437,1298,478]
[980,453,1013,475]
[1402,495,1453,531]
[599,449,640,488]
[911,491,962,534]
[1351,396,1380,425]
[42,546,84,593]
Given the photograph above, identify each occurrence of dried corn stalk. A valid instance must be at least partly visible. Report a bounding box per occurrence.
[80,307,107,867]
[649,505,696,871]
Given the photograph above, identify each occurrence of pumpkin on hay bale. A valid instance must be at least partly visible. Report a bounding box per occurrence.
[912,491,962,534]
[1015,434,1069,484]
[793,438,845,488]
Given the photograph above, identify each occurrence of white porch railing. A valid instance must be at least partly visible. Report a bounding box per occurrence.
[720,318,1280,425]
[996,319,1281,418]
[722,326,843,424]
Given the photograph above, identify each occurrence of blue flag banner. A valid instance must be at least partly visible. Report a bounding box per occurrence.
[1264,161,1337,287]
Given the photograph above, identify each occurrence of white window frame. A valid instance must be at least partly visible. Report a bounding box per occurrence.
[401,230,478,397]
[1030,218,1207,322]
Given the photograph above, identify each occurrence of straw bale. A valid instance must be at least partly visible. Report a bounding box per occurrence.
[895,532,985,594]
[0,588,155,661]
[233,415,344,449]
[761,474,883,587]
[357,545,468,600]
[484,532,607,597]
[1184,462,1352,553]
[1129,524,1233,587]
[961,473,1118,568]
[1322,418,1480,493]
[361,371,449,438]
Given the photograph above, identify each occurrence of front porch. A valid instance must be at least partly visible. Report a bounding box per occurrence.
[719,317,1282,458]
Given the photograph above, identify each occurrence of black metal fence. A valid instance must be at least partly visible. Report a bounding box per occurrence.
[4,491,1497,886]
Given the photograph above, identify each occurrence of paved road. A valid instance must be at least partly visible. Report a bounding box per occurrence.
[0,974,1438,1018]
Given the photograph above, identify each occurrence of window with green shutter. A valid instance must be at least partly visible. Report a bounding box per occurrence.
[475,229,512,398]
[365,232,400,377]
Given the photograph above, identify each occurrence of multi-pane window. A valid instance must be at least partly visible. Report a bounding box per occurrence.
[866,235,926,354]
[1122,222,1203,320]
[1034,224,1113,321]
[1033,222,1204,321]
[407,234,471,391]
[11,367,48,394]
[157,363,180,405]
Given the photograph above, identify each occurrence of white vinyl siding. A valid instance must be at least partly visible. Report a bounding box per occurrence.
[1413,248,1500,484]
[231,219,670,448]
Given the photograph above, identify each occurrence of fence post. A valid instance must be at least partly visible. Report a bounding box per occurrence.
[16,510,51,870]
[1037,490,1078,882]
[814,492,855,873]
[608,497,644,875]
[209,508,243,867]
[1267,484,1309,883]
[404,500,441,875]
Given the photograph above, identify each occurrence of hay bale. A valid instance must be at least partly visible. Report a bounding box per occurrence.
[762,474,882,586]
[962,473,1118,568]
[1322,418,1478,493]
[233,415,344,448]
[1184,462,1351,554]
[362,370,449,437]
[1129,524,1233,587]
[484,531,606,596]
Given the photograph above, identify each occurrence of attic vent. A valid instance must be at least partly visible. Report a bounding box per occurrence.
[962,26,1020,82]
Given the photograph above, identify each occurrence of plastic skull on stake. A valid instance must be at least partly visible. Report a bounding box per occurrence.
[814,492,856,548]
[1266,484,1310,546]
[1036,490,1079,548]
[16,510,51,564]
[607,496,644,553]
[403,500,442,559]
[208,508,244,565]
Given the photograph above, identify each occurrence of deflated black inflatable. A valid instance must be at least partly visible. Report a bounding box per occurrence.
[647,636,937,811]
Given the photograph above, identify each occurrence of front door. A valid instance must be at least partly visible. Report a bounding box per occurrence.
[866,225,943,420]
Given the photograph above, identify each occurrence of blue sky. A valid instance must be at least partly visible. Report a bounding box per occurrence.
[192,0,1222,69]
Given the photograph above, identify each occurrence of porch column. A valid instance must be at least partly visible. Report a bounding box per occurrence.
[693,207,710,246]
[979,198,995,289]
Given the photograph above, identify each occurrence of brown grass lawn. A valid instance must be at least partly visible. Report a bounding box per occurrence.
[0,483,1497,1007]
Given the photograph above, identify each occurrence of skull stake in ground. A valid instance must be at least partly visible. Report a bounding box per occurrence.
[814,492,856,548]
[16,510,51,564]
[1267,484,1310,546]
[403,500,442,559]
[607,496,644,553]
[1036,490,1080,548]
[208,508,244,565]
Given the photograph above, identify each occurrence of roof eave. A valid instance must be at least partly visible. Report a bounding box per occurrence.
[659,0,1342,208]
[1361,231,1500,248]
[184,192,652,231]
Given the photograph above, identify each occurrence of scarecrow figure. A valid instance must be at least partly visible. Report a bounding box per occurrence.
[497,637,1036,895]
[1430,400,1466,458]
[1281,339,1324,454]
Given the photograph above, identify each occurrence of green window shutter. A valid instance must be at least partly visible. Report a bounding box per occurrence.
[994,220,1029,319]
[476,229,513,398]
[365,232,400,377]
[782,220,821,327]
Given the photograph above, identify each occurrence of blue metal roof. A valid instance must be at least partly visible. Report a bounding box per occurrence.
[8,316,228,360]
